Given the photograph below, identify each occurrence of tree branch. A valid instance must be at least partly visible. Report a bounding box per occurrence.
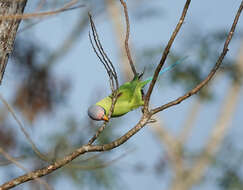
[144,0,191,111]
[0,147,52,190]
[119,0,137,77]
[186,82,241,188]
[0,0,27,84]
[0,0,82,21]
[151,119,184,175]
[88,12,119,89]
[87,13,120,144]
[178,98,201,143]
[106,0,134,80]
[151,0,243,115]
[44,10,88,68]
[0,115,149,189]
[0,0,83,84]
[0,94,50,163]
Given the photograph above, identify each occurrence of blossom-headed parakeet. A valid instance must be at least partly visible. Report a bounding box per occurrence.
[88,59,183,121]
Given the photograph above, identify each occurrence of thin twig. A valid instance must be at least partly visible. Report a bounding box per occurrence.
[144,0,191,112]
[178,98,201,143]
[179,37,243,189]
[151,0,243,115]
[0,156,25,166]
[43,9,89,68]
[69,149,133,169]
[0,115,149,189]
[151,119,183,174]
[0,0,83,21]
[106,0,134,80]
[185,82,241,188]
[0,147,52,190]
[18,3,86,34]
[0,94,50,163]
[119,0,137,76]
[88,12,119,89]
[0,0,27,85]
[87,13,119,144]
[87,92,119,145]
[73,152,104,163]
[35,0,47,12]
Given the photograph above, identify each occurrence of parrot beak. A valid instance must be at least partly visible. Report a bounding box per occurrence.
[102,115,109,121]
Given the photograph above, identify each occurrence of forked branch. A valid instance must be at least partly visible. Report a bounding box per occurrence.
[151,0,243,115]
[0,0,83,21]
[119,0,137,77]
[0,0,84,84]
[88,13,119,144]
[144,0,191,111]
[0,94,50,163]
[88,12,119,90]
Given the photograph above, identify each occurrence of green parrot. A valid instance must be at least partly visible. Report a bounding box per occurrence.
[88,59,183,121]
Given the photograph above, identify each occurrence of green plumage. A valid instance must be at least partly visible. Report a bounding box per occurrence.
[96,75,149,117]
[93,57,186,118]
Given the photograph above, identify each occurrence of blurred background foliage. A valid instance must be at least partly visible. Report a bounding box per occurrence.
[0,0,242,190]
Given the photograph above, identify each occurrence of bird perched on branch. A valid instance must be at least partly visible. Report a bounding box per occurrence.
[88,59,185,121]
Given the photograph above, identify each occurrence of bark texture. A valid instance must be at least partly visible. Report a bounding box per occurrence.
[0,0,27,84]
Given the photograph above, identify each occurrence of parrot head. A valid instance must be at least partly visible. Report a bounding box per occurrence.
[88,105,109,121]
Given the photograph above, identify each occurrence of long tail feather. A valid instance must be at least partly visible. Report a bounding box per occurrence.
[143,56,187,83]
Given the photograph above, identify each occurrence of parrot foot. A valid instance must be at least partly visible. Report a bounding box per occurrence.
[141,107,144,114]
[117,92,123,97]
[138,67,146,80]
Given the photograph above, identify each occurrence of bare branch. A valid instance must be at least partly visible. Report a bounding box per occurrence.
[151,0,243,115]
[87,93,121,145]
[0,0,83,21]
[179,37,243,190]
[106,1,186,176]
[43,9,89,69]
[0,115,149,189]
[178,98,201,143]
[0,0,83,84]
[69,149,132,170]
[144,0,191,111]
[0,147,52,190]
[88,122,108,145]
[0,0,27,84]
[171,81,242,190]
[106,0,134,80]
[0,94,50,163]
[88,12,119,89]
[35,0,46,12]
[151,119,184,175]
[0,156,25,166]
[87,90,120,145]
[88,13,120,144]
[119,0,137,77]
[107,0,186,178]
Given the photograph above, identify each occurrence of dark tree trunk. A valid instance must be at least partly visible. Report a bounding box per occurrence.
[0,0,27,84]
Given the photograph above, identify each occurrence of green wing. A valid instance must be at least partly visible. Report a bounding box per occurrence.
[95,59,184,118]
[96,76,148,117]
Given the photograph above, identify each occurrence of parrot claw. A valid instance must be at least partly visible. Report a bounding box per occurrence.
[117,92,123,97]
[138,67,146,80]
[141,107,145,113]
